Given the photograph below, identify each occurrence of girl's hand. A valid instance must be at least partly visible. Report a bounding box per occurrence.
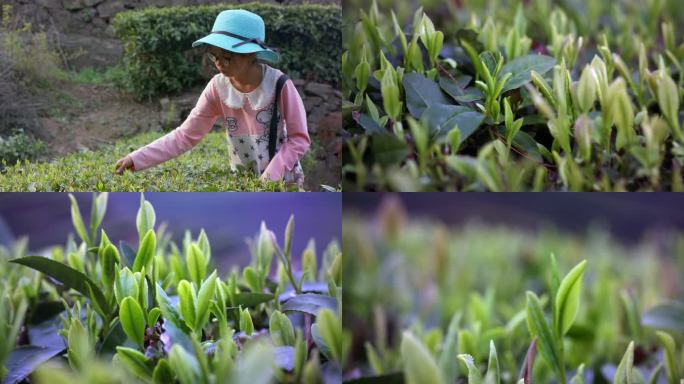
[115,156,135,174]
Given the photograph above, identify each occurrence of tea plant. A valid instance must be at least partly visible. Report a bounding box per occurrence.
[0,193,343,383]
[343,199,684,383]
[0,131,295,191]
[342,0,684,191]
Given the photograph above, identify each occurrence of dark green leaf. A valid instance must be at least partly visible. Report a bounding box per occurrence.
[119,241,137,267]
[11,256,108,317]
[422,104,484,142]
[281,293,337,316]
[358,113,386,135]
[4,345,65,384]
[642,302,684,332]
[500,55,556,93]
[403,72,451,118]
[526,291,564,381]
[371,134,409,166]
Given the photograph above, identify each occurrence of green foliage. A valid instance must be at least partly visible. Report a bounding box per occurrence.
[343,0,684,191]
[1,193,341,383]
[0,131,294,191]
[0,4,66,89]
[68,66,124,86]
[0,130,46,168]
[112,2,341,100]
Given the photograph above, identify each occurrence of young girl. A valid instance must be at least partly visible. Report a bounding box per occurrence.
[115,9,310,187]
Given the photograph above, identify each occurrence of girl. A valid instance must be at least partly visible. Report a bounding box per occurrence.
[115,9,310,187]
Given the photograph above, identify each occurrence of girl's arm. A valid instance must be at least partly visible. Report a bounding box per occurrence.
[261,80,311,181]
[128,79,221,171]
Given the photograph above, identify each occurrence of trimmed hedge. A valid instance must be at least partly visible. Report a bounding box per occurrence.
[0,131,295,191]
[113,2,341,100]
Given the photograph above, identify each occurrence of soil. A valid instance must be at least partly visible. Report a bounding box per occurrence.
[40,81,159,155]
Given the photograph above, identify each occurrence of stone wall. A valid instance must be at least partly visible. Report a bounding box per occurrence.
[5,0,340,68]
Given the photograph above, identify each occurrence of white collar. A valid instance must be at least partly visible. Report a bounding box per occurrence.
[216,65,277,110]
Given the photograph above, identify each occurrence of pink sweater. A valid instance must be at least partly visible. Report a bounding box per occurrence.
[129,65,310,184]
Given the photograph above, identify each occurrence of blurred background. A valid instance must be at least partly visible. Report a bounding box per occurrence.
[343,193,684,382]
[344,193,684,245]
[0,192,341,271]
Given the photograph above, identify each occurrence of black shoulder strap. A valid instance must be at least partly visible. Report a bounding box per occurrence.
[269,74,290,160]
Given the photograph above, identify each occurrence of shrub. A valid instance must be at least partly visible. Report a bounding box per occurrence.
[0,193,342,383]
[0,129,46,168]
[0,130,298,191]
[0,4,66,136]
[113,2,341,100]
[344,199,684,383]
[342,0,684,191]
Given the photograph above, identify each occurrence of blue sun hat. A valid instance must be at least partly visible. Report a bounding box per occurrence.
[192,9,279,64]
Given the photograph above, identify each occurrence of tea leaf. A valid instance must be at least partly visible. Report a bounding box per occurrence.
[401,331,445,384]
[168,344,200,384]
[239,307,254,335]
[371,134,410,165]
[116,346,152,380]
[642,302,684,332]
[526,291,564,382]
[500,55,556,93]
[196,229,211,262]
[187,243,207,286]
[196,271,217,330]
[403,72,451,118]
[3,345,64,384]
[136,196,156,241]
[457,354,483,384]
[655,331,679,384]
[438,312,462,383]
[101,243,120,290]
[486,340,500,384]
[315,309,342,362]
[67,319,91,371]
[133,229,156,273]
[422,104,485,142]
[119,297,145,348]
[270,310,295,346]
[90,192,108,242]
[155,284,185,331]
[576,66,598,113]
[152,359,174,384]
[68,194,89,245]
[554,260,587,336]
[281,293,337,316]
[147,307,161,328]
[178,280,197,330]
[11,256,108,318]
[614,341,641,384]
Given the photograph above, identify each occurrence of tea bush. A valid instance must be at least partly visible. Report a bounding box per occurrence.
[113,2,342,100]
[342,0,684,191]
[0,131,298,192]
[343,198,684,383]
[0,193,342,383]
[0,129,46,169]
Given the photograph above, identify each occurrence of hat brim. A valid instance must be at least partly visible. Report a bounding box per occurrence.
[192,34,279,64]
